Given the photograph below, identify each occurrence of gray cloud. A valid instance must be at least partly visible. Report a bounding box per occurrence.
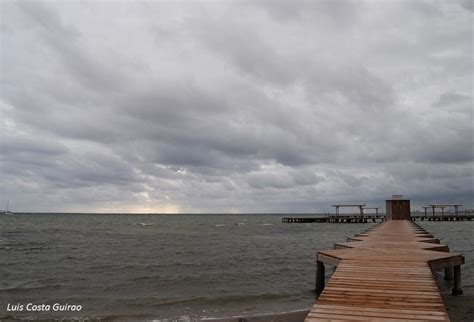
[459,0,474,12]
[1,0,472,213]
[17,1,125,92]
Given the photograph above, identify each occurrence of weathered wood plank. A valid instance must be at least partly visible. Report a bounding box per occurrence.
[305,220,463,321]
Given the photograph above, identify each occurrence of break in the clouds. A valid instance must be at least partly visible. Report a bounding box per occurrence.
[0,0,472,213]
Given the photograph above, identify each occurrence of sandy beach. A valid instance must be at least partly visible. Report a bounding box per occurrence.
[201,309,310,322]
[200,295,474,322]
[201,300,474,322]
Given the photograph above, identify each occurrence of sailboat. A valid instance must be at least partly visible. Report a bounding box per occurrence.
[3,200,13,215]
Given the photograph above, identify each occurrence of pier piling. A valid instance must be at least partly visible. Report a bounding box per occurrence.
[315,260,325,297]
[444,266,454,281]
[452,265,463,296]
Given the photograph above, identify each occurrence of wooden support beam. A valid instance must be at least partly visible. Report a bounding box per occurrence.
[317,252,340,267]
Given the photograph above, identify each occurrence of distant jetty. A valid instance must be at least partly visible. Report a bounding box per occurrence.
[282,202,473,223]
[282,212,473,223]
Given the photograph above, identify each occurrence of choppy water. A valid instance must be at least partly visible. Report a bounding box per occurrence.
[0,214,472,320]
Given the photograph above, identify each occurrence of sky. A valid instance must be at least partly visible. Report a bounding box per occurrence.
[0,0,473,213]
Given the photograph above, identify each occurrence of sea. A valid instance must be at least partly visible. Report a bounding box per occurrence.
[1,214,473,321]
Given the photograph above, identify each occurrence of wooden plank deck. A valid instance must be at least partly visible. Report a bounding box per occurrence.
[306,220,464,321]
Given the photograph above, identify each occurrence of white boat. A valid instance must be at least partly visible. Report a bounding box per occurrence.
[2,200,13,215]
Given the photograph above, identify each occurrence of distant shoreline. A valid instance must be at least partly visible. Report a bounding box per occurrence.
[7,212,335,216]
[8,211,474,216]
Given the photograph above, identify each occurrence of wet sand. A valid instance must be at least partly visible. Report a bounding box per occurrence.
[4,297,473,321]
[201,295,474,322]
[201,309,309,322]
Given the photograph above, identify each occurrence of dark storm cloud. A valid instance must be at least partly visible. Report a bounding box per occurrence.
[17,1,125,92]
[1,0,472,212]
[433,92,472,115]
[191,19,296,85]
[459,0,474,12]
[1,134,68,156]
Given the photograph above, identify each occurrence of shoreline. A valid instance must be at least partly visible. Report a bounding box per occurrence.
[200,294,474,322]
[3,295,474,322]
[201,309,310,322]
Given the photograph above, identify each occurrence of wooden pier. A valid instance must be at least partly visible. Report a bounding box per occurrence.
[282,214,385,223]
[411,213,473,221]
[282,213,473,224]
[305,198,465,321]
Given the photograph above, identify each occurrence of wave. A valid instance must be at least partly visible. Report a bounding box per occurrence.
[23,308,311,322]
[135,222,154,226]
[1,283,62,292]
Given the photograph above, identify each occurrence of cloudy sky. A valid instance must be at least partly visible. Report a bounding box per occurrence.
[1,0,472,213]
